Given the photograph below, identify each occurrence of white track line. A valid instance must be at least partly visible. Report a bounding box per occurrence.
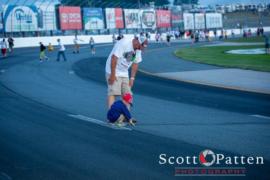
[251,114,270,120]
[68,114,132,131]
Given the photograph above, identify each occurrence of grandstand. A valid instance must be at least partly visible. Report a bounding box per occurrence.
[61,0,170,8]
[223,10,270,29]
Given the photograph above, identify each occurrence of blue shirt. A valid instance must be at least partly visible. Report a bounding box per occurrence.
[107,100,132,123]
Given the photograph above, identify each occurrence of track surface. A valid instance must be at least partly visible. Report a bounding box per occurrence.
[0,42,269,179]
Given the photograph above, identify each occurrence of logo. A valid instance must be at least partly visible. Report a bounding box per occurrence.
[199,149,216,167]
[159,149,264,176]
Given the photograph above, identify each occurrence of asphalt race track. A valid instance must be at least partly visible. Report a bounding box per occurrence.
[0,41,269,179]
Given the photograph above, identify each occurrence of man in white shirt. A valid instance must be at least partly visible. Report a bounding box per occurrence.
[56,39,67,61]
[105,37,147,108]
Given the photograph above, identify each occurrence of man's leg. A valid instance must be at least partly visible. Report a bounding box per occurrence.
[56,51,60,61]
[107,95,115,109]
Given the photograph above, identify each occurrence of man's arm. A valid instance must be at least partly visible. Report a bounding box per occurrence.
[129,63,138,88]
[109,55,118,85]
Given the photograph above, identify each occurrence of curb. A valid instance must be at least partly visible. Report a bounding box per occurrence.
[138,69,270,95]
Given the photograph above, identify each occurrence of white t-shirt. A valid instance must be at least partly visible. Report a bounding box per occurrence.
[105,38,142,77]
[58,42,65,51]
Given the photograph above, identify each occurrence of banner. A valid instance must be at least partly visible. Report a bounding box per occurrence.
[171,8,183,28]
[194,13,205,29]
[183,13,194,30]
[206,13,223,29]
[59,6,82,30]
[124,9,140,29]
[105,8,124,29]
[83,8,104,30]
[37,4,57,31]
[156,10,171,28]
[3,5,38,32]
[140,9,156,29]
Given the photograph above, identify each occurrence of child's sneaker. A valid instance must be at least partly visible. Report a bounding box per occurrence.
[129,119,137,126]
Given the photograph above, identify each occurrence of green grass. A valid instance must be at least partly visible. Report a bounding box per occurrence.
[175,45,270,72]
[224,36,264,43]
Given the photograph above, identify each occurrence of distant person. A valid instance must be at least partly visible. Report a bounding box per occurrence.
[89,37,95,55]
[48,43,54,51]
[166,33,171,45]
[112,34,116,44]
[56,39,67,62]
[0,39,8,58]
[73,35,80,53]
[107,93,136,126]
[264,35,270,54]
[39,42,49,62]
[7,36,14,53]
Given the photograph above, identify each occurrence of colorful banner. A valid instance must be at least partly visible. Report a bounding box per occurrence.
[156,10,171,28]
[140,9,156,29]
[194,13,205,29]
[183,13,194,30]
[105,8,124,29]
[124,9,141,29]
[37,4,57,31]
[171,8,183,28]
[206,13,223,29]
[83,8,104,30]
[59,6,82,30]
[3,5,39,32]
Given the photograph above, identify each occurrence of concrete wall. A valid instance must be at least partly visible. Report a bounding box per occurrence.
[9,26,270,48]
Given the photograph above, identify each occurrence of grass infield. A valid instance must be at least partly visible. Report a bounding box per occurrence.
[224,36,265,43]
[175,45,270,72]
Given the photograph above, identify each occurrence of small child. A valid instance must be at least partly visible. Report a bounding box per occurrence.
[48,43,54,51]
[107,93,136,126]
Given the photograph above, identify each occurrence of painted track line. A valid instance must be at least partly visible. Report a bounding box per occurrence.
[68,114,132,131]
[251,114,270,120]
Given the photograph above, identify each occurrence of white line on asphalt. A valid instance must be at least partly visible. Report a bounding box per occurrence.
[251,114,270,120]
[0,69,6,73]
[0,172,12,180]
[68,114,132,131]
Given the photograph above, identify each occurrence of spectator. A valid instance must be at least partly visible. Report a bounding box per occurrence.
[8,36,14,53]
[0,39,8,58]
[56,39,67,62]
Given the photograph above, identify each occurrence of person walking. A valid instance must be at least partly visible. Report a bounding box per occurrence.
[56,39,67,62]
[1,39,8,58]
[89,37,95,55]
[73,35,80,54]
[39,42,48,62]
[105,36,148,109]
[8,36,14,53]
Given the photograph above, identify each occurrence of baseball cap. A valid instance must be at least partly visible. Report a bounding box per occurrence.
[122,93,133,106]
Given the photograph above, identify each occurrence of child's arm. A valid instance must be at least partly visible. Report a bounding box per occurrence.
[121,104,132,121]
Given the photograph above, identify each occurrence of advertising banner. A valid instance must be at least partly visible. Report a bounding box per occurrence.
[59,6,82,30]
[156,10,171,28]
[194,13,205,29]
[171,8,183,28]
[206,13,223,29]
[140,9,156,29]
[124,9,140,29]
[83,8,104,30]
[37,4,57,31]
[105,8,124,29]
[3,5,38,32]
[183,13,194,30]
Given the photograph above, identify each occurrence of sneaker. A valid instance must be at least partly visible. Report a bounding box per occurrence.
[129,119,137,126]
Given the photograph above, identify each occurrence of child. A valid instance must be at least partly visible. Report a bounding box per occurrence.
[39,42,48,62]
[48,43,54,51]
[89,37,95,55]
[107,93,136,126]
